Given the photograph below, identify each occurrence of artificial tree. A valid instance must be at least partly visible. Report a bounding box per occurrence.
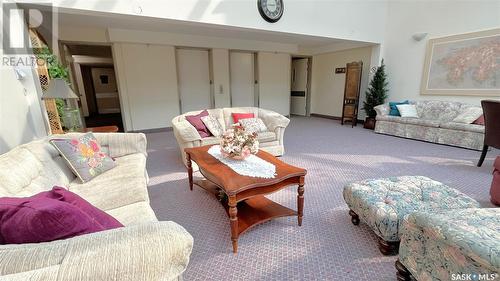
[362,59,388,129]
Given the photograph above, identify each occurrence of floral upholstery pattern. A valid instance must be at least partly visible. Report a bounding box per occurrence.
[239,118,268,134]
[343,176,480,242]
[374,101,484,150]
[399,208,500,281]
[50,133,116,182]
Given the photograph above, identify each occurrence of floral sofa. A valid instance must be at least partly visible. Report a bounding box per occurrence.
[0,133,193,281]
[396,208,500,281]
[172,107,290,167]
[374,100,484,150]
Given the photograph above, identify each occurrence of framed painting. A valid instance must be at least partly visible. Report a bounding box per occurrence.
[421,28,500,96]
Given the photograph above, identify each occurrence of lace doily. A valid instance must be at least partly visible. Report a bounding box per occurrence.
[208,145,276,179]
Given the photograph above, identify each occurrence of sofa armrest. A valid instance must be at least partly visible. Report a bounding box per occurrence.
[374,104,390,117]
[0,222,193,281]
[172,120,201,143]
[258,109,290,132]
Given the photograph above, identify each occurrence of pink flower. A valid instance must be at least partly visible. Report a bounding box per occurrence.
[70,139,79,146]
[89,140,100,152]
[88,157,99,168]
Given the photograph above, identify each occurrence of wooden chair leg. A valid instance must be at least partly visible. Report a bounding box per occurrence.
[477,145,489,167]
[378,237,400,255]
[348,210,360,225]
[395,259,416,281]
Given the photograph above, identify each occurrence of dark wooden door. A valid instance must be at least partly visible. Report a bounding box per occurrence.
[341,61,363,127]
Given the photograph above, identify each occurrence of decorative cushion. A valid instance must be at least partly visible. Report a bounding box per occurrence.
[201,115,224,137]
[185,110,212,138]
[389,100,409,116]
[0,187,122,244]
[50,133,116,183]
[473,114,485,125]
[232,112,255,123]
[49,186,123,229]
[396,104,419,118]
[452,107,483,124]
[239,118,268,134]
[343,176,479,242]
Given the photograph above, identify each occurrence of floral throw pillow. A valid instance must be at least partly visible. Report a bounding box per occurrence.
[50,133,116,183]
[239,118,268,134]
[201,115,224,137]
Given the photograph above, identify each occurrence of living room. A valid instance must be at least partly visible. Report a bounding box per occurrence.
[1,1,499,281]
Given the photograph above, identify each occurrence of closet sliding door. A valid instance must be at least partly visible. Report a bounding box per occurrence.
[230,52,255,107]
[177,48,212,113]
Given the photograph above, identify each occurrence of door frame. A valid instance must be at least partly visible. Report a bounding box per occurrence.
[290,55,312,116]
[228,50,258,108]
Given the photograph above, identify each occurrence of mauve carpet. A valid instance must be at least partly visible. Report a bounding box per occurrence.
[146,116,497,281]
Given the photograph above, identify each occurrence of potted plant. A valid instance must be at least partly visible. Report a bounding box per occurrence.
[362,59,388,130]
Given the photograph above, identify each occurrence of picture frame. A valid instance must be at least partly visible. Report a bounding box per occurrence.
[420,28,500,96]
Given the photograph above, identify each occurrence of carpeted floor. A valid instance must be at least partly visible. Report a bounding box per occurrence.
[146,116,497,281]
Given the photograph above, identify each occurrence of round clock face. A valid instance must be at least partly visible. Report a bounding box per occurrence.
[258,0,284,23]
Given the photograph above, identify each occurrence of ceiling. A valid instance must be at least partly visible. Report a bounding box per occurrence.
[57,10,367,49]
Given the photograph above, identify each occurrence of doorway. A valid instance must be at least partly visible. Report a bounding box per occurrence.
[230,51,256,107]
[290,56,312,116]
[61,43,124,131]
[176,48,212,113]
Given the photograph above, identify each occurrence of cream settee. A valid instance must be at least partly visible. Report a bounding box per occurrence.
[374,100,484,150]
[0,133,193,281]
[172,107,290,166]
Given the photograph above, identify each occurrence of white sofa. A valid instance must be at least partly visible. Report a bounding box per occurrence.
[374,100,484,150]
[0,133,193,281]
[172,107,290,166]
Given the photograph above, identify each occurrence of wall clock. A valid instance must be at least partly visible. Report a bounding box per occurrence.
[258,0,284,23]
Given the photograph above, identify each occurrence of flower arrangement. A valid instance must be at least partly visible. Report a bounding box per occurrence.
[220,124,259,160]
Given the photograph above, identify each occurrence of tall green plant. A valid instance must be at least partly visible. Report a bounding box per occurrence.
[34,47,70,117]
[363,59,388,118]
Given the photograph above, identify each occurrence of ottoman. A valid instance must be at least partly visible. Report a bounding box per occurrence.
[343,176,480,255]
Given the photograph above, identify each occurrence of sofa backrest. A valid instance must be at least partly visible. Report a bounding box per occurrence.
[171,107,264,131]
[415,100,472,122]
[0,138,75,197]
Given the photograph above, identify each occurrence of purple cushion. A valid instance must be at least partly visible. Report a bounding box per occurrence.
[48,187,123,229]
[0,187,123,244]
[185,110,212,138]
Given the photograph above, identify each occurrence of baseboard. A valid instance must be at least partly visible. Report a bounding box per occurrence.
[129,127,173,134]
[310,113,364,124]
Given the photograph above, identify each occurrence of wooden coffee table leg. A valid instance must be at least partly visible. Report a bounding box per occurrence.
[228,195,238,253]
[186,153,193,191]
[297,176,305,226]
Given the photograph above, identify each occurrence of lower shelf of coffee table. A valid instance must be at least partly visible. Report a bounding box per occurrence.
[194,179,297,235]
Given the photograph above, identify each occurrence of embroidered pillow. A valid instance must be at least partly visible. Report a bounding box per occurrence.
[239,118,268,134]
[452,107,483,124]
[232,112,255,123]
[185,110,211,138]
[396,104,419,118]
[201,115,224,137]
[389,100,409,116]
[50,133,116,183]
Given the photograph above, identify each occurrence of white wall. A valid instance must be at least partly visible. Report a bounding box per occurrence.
[258,52,291,116]
[383,1,500,105]
[112,43,180,131]
[310,46,373,118]
[54,0,387,44]
[0,60,48,153]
